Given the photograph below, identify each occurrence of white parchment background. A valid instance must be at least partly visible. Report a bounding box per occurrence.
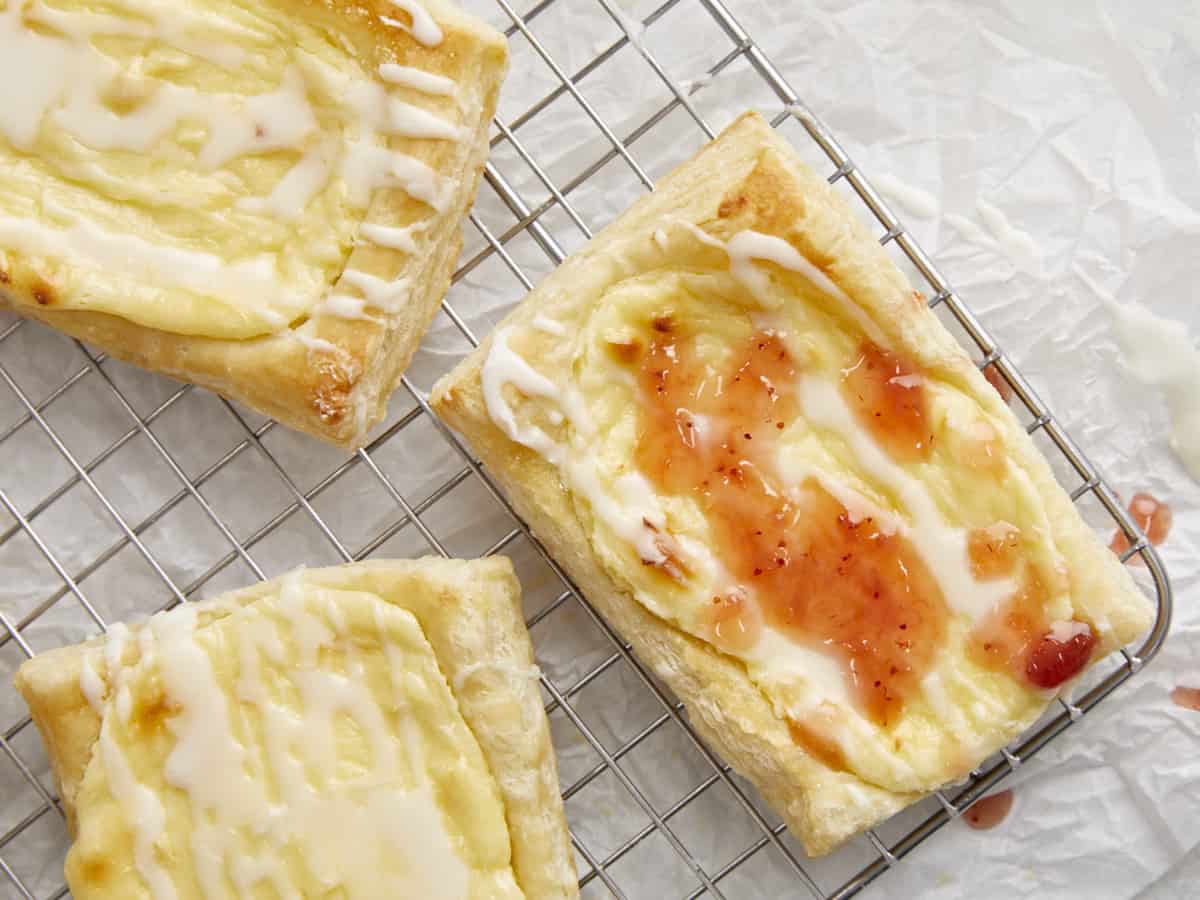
[0,1,1196,899]
[725,2,1200,897]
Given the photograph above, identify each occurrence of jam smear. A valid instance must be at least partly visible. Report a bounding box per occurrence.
[788,721,849,772]
[1109,492,1172,564]
[967,524,1022,579]
[960,420,1004,472]
[708,590,762,655]
[968,547,1097,690]
[1171,686,1200,711]
[631,321,948,726]
[983,364,1013,404]
[842,342,933,463]
[964,789,1013,830]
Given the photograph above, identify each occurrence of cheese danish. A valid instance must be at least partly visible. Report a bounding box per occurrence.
[15,558,578,898]
[431,111,1154,855]
[0,0,506,447]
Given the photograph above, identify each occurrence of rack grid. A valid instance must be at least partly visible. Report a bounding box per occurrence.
[0,0,1172,898]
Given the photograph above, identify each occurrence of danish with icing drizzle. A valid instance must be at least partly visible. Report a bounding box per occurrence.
[0,0,506,447]
[431,111,1154,855]
[15,558,578,899]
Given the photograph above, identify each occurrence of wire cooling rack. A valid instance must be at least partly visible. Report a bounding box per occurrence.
[0,0,1173,898]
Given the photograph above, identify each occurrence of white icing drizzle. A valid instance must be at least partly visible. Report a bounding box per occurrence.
[23,1,246,68]
[103,622,129,677]
[1,0,463,334]
[0,213,287,312]
[358,221,426,253]
[316,293,372,320]
[195,68,317,169]
[378,63,456,95]
[795,376,1017,623]
[236,142,337,222]
[482,327,671,565]
[1048,619,1093,643]
[746,628,851,709]
[93,575,469,899]
[382,0,443,47]
[673,222,887,344]
[339,140,448,210]
[104,622,133,724]
[725,230,888,344]
[98,714,177,899]
[0,1,74,150]
[292,333,341,355]
[531,315,567,336]
[79,652,105,714]
[329,269,409,314]
[5,0,317,164]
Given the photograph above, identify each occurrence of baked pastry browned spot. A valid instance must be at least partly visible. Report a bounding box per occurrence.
[15,558,577,898]
[0,0,506,447]
[431,111,1153,855]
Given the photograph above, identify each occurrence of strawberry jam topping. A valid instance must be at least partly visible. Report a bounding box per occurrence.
[1025,629,1098,689]
[630,316,947,726]
[1109,492,1172,563]
[968,530,1096,689]
[842,342,933,463]
[1171,686,1200,711]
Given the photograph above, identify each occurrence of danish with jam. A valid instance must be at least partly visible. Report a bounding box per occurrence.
[431,111,1153,855]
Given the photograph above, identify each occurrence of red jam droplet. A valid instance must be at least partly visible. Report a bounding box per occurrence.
[631,318,948,726]
[983,364,1013,403]
[1109,492,1172,563]
[964,789,1014,830]
[1171,686,1200,711]
[842,342,932,463]
[968,549,1095,691]
[1025,628,1097,690]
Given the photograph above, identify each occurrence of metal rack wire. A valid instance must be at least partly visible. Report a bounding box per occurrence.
[0,0,1172,898]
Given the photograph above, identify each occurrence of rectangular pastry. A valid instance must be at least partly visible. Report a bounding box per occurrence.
[15,557,578,899]
[0,0,506,448]
[431,112,1154,855]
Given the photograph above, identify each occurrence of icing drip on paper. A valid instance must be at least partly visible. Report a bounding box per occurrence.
[1107,300,1200,481]
[872,172,938,220]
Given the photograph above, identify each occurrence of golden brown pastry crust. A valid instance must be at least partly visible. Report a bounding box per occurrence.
[430,111,1152,855]
[0,0,507,449]
[14,558,578,900]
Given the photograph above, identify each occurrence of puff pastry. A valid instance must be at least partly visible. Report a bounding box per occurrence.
[431,111,1154,855]
[0,0,506,448]
[14,557,578,899]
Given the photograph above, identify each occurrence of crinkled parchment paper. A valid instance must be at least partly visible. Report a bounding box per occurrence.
[0,1,1196,898]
